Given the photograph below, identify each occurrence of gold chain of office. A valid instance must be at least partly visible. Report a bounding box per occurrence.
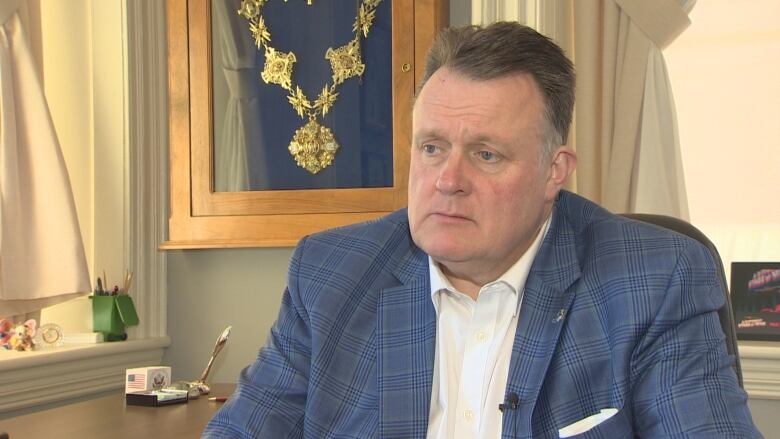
[238,0,382,174]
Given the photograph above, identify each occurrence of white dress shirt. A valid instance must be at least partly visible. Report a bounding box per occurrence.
[426,216,551,439]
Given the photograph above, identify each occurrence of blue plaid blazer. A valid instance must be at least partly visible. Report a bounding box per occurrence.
[204,191,759,438]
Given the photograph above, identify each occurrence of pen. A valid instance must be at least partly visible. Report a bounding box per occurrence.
[208,396,228,402]
[123,270,134,294]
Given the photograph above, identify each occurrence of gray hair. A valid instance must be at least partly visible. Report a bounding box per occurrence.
[418,22,575,161]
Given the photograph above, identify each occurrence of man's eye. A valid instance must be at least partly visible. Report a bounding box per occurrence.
[478,150,497,161]
[422,144,438,154]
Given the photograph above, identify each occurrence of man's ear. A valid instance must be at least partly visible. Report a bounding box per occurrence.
[545,146,577,201]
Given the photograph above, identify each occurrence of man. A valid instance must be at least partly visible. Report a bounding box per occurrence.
[204,22,759,438]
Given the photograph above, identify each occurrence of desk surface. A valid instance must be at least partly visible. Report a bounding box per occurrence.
[0,383,235,439]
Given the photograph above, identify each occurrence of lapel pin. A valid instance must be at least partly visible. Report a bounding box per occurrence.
[553,308,566,323]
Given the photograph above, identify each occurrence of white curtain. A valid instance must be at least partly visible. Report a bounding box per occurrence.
[0,0,90,318]
[213,0,267,191]
[631,43,689,217]
[629,0,694,217]
[573,0,693,217]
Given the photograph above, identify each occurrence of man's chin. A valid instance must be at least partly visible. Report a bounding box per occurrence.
[417,239,472,263]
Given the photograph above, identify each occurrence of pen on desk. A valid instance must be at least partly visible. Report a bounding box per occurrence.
[208,396,228,402]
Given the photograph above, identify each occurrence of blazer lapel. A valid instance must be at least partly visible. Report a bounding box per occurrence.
[377,243,436,438]
[503,208,582,438]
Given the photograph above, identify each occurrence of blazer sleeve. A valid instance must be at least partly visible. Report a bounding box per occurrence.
[203,239,312,439]
[630,240,762,438]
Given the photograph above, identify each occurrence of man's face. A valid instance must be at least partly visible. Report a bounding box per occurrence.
[408,67,569,284]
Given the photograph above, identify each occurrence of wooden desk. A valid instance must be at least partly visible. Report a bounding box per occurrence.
[0,383,235,438]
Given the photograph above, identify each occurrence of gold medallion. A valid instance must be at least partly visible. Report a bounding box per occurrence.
[288,119,339,174]
[239,0,382,174]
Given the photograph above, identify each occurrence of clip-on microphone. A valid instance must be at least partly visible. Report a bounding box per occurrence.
[498,392,519,413]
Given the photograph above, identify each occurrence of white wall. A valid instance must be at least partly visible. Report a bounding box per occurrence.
[36,0,93,331]
[164,249,291,382]
[36,0,126,333]
[37,0,92,267]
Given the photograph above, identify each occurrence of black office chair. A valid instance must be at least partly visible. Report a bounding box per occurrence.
[620,213,743,388]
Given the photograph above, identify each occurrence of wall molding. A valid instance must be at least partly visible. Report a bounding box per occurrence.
[0,337,170,414]
[472,0,533,25]
[740,342,780,400]
[468,0,569,46]
[125,0,168,339]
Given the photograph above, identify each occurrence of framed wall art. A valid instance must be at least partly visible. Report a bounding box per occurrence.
[731,262,780,341]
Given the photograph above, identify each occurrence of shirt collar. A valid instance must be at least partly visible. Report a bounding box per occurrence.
[428,214,552,315]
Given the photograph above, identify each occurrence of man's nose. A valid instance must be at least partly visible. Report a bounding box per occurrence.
[435,151,471,195]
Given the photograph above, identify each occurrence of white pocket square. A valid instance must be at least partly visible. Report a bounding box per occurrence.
[558,408,619,438]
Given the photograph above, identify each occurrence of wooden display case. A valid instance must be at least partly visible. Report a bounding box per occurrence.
[162,0,448,249]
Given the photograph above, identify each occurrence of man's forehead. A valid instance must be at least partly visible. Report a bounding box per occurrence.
[414,68,541,112]
[412,70,545,138]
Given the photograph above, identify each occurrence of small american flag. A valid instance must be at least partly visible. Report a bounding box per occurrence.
[127,373,146,390]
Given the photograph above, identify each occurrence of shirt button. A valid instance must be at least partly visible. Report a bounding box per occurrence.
[475,331,487,343]
[464,409,475,422]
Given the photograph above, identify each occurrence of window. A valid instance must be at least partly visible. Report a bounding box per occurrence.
[665,0,780,282]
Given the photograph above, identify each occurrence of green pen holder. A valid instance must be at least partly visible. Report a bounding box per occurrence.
[91,295,139,341]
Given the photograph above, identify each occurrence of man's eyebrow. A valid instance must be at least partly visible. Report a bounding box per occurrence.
[412,128,446,140]
[413,129,496,143]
